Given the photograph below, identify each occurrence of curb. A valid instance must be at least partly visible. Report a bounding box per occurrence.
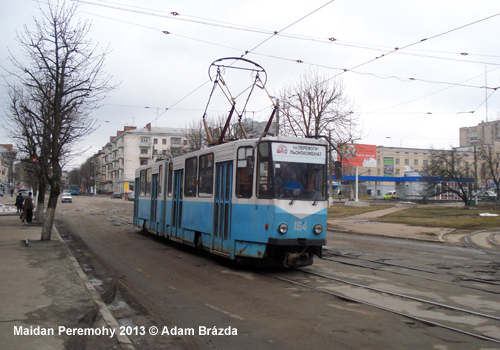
[326,226,446,243]
[51,224,136,350]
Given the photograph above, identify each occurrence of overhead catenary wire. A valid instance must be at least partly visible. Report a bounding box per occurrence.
[71,0,500,144]
[77,6,500,125]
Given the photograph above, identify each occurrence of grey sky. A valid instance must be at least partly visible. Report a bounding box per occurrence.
[1,0,499,168]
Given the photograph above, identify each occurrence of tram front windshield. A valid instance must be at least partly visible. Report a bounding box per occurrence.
[274,162,325,200]
[257,142,327,201]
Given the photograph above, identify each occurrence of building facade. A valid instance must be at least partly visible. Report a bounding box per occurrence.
[102,124,188,193]
[339,145,476,199]
[0,144,16,186]
[459,120,500,147]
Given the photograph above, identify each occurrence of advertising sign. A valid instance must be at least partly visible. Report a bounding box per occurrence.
[272,143,326,164]
[339,144,377,167]
[383,157,395,177]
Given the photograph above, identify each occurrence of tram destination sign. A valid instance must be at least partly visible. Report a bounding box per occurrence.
[272,143,326,164]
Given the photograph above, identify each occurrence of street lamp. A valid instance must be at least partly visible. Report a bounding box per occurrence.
[90,161,96,196]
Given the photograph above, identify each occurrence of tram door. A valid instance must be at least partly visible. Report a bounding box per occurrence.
[213,161,233,254]
[151,174,158,231]
[172,169,183,239]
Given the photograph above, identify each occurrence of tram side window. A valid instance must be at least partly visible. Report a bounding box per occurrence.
[167,162,173,197]
[145,168,152,197]
[158,165,162,197]
[257,142,273,199]
[198,153,214,197]
[236,147,253,198]
[140,170,146,196]
[184,156,197,197]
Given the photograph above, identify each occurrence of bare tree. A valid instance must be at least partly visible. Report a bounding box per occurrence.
[277,71,360,144]
[479,143,500,199]
[4,1,115,240]
[423,148,475,207]
[184,120,207,152]
[184,115,243,152]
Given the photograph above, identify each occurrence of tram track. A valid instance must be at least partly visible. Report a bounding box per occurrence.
[464,229,500,255]
[321,252,500,289]
[266,268,500,345]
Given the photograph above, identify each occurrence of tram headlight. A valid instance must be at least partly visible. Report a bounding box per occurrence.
[313,224,323,235]
[278,223,288,234]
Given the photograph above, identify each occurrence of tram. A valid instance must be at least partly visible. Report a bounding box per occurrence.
[133,136,328,267]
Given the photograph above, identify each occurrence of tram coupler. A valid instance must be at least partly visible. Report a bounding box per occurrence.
[284,252,311,268]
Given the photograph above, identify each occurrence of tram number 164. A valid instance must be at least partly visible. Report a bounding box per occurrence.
[294,221,307,231]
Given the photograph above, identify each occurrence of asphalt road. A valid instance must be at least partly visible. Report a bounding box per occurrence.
[55,195,500,350]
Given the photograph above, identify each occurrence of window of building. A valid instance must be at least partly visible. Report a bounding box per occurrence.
[414,159,418,165]
[162,139,167,145]
[405,159,409,165]
[171,138,181,145]
[153,149,158,156]
[198,153,214,197]
[395,169,400,175]
[153,138,158,144]
[141,137,150,143]
[236,147,253,198]
[396,159,400,165]
[140,160,148,166]
[184,140,188,146]
[141,149,148,155]
[423,159,428,166]
[184,157,197,197]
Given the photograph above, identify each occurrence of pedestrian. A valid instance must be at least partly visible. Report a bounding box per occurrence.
[23,192,34,225]
[15,193,24,214]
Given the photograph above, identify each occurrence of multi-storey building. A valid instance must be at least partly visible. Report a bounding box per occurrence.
[340,145,476,198]
[459,120,500,147]
[102,124,188,193]
[0,144,16,186]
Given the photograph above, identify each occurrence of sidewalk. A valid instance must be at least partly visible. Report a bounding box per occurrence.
[327,203,454,242]
[0,196,133,350]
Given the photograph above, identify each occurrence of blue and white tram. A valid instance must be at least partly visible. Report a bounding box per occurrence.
[133,136,327,267]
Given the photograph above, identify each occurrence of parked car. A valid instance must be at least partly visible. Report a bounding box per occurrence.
[18,189,29,197]
[124,191,134,201]
[111,191,122,199]
[61,192,72,203]
[384,190,398,199]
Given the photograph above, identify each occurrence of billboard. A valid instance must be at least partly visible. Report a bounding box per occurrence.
[383,157,394,177]
[339,144,377,168]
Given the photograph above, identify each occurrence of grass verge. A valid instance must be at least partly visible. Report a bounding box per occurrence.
[375,205,500,230]
[327,203,391,218]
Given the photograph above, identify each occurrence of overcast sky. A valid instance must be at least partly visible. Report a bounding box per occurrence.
[2,0,500,169]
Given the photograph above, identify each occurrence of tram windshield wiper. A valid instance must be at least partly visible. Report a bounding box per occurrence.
[312,191,321,206]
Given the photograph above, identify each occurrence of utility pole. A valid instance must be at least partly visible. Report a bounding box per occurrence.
[328,130,333,207]
[275,99,280,136]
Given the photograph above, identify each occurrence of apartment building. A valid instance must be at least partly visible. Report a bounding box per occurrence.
[459,120,500,147]
[102,124,188,193]
[0,144,16,185]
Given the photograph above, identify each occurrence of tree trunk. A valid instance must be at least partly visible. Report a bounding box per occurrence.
[40,160,61,241]
[40,189,59,240]
[36,179,46,225]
